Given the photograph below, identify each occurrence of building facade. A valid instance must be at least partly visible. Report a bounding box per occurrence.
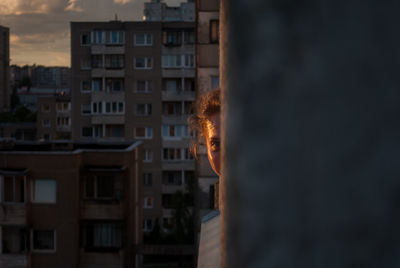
[0,26,10,112]
[37,94,72,141]
[0,141,143,268]
[70,19,196,248]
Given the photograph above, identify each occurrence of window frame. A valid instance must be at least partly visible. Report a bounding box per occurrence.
[31,229,56,253]
[134,57,153,70]
[134,33,153,46]
[31,179,57,204]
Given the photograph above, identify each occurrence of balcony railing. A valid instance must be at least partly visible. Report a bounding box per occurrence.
[161,90,195,101]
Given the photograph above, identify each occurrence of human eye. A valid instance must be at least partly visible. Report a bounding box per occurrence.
[210,140,220,152]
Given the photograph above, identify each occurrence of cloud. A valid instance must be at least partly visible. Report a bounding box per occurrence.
[114,0,133,4]
[65,0,83,12]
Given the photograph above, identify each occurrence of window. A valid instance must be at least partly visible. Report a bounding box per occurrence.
[134,57,153,69]
[184,101,193,115]
[210,20,219,43]
[163,78,182,92]
[2,175,25,203]
[184,78,195,92]
[32,179,56,203]
[135,80,152,93]
[33,230,56,252]
[163,31,182,46]
[135,103,152,116]
[42,119,51,128]
[91,55,103,68]
[103,101,124,114]
[41,103,50,112]
[83,222,122,251]
[92,30,125,45]
[93,125,102,137]
[92,79,102,92]
[162,171,182,185]
[56,102,70,112]
[92,102,103,114]
[56,117,70,127]
[183,54,194,68]
[143,196,153,208]
[107,125,124,137]
[184,148,194,160]
[81,81,91,92]
[81,33,91,45]
[85,175,123,200]
[162,55,181,68]
[162,148,182,161]
[143,173,152,186]
[134,33,153,46]
[143,219,153,232]
[211,75,220,90]
[106,79,124,92]
[143,149,153,162]
[105,55,124,69]
[162,125,182,138]
[82,127,93,137]
[81,104,91,115]
[81,58,91,70]
[134,127,152,139]
[184,30,195,44]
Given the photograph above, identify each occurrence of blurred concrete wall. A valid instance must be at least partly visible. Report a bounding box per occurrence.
[220,0,400,267]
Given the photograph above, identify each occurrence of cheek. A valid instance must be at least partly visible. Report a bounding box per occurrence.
[207,150,220,174]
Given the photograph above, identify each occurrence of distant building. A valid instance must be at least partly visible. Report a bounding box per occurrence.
[0,141,143,268]
[0,26,10,112]
[0,122,36,141]
[144,0,195,22]
[10,65,71,89]
[37,93,71,141]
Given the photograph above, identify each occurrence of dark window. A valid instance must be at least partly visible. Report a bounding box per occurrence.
[210,20,219,43]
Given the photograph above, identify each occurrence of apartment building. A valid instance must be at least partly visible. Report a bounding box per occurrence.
[0,26,10,112]
[0,141,143,268]
[196,0,220,215]
[71,18,196,245]
[144,0,195,22]
[37,94,72,141]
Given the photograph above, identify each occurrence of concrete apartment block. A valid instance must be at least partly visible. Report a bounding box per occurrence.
[0,142,142,268]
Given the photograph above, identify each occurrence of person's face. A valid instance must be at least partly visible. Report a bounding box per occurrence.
[205,113,221,176]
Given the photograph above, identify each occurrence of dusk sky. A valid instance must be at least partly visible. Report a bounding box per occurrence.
[0,0,182,67]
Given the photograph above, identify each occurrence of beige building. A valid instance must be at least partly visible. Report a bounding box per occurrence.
[0,141,143,268]
[70,19,196,244]
[0,26,10,112]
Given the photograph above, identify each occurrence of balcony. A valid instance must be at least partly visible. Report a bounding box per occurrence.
[91,45,125,55]
[56,125,71,132]
[81,202,125,220]
[161,90,195,101]
[0,204,27,225]
[92,68,125,78]
[162,68,195,78]
[162,184,186,194]
[91,115,125,125]
[91,91,125,102]
[0,254,28,268]
[161,114,190,125]
[80,251,125,268]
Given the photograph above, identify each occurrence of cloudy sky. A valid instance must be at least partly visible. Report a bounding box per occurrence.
[0,0,182,67]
